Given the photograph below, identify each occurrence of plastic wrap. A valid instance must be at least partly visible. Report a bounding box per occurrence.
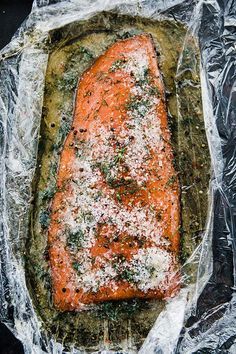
[0,0,235,353]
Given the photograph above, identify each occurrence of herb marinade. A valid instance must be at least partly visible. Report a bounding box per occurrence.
[27,12,210,352]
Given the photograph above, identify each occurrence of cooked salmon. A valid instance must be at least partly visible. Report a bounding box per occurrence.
[48,33,180,311]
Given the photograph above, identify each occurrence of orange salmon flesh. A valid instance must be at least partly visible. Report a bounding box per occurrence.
[48,34,180,311]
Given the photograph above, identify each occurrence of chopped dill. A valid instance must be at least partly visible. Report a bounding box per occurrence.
[109,58,127,72]
[126,96,152,118]
[67,228,85,251]
[72,261,82,274]
[166,175,177,186]
[39,210,50,229]
[40,186,56,201]
[57,71,78,91]
[113,147,126,164]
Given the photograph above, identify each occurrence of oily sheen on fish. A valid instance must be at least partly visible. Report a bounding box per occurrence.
[48,34,180,311]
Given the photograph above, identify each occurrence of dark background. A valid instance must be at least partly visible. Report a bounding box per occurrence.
[0,0,33,49]
[0,1,33,352]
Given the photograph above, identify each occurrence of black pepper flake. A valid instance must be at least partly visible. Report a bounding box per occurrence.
[43,250,49,261]
[80,128,87,133]
[62,288,66,293]
[73,130,77,135]
[79,168,84,172]
[195,177,201,183]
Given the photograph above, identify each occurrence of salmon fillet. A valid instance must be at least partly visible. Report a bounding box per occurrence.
[48,34,180,311]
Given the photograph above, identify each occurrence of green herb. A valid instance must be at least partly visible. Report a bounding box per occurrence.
[148,265,156,276]
[119,268,135,282]
[40,186,56,201]
[109,177,138,191]
[57,71,78,91]
[95,302,120,321]
[125,66,160,118]
[116,192,122,202]
[32,263,51,291]
[126,96,152,118]
[109,58,127,72]
[50,161,58,177]
[95,160,129,189]
[112,254,126,270]
[39,210,50,229]
[95,299,145,321]
[72,261,82,274]
[106,176,116,188]
[112,255,136,283]
[78,46,94,61]
[106,177,127,189]
[67,228,85,251]
[97,162,115,187]
[81,211,94,223]
[166,175,177,186]
[181,116,194,127]
[126,180,139,195]
[136,68,155,91]
[94,190,103,201]
[45,84,53,96]
[99,162,110,177]
[138,68,160,98]
[114,147,126,164]
[136,67,150,87]
[149,86,160,96]
[54,118,73,152]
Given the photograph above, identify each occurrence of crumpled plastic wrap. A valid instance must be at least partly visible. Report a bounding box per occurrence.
[0,0,235,353]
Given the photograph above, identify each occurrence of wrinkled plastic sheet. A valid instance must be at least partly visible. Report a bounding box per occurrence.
[0,0,236,353]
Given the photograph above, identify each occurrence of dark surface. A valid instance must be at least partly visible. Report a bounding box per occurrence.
[0,2,33,353]
[0,323,24,354]
[0,0,33,49]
